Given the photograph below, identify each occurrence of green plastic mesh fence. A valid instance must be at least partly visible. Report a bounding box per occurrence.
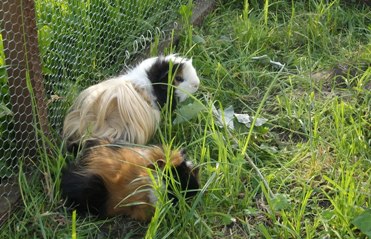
[0,0,186,221]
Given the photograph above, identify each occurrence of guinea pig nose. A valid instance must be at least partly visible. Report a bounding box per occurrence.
[192,83,199,89]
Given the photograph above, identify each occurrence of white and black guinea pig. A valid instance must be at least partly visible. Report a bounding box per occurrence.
[62,54,200,152]
[61,139,200,222]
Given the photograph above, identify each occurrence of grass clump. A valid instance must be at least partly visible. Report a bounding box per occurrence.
[1,0,370,238]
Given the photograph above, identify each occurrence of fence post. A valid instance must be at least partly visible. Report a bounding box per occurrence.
[1,0,49,157]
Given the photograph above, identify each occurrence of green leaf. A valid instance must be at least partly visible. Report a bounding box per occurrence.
[207,212,236,226]
[0,103,12,118]
[221,214,236,226]
[271,194,290,211]
[38,25,52,56]
[178,4,193,20]
[173,101,206,124]
[352,209,371,237]
[321,209,336,221]
[193,35,206,44]
[258,224,272,239]
[243,207,259,216]
[0,160,13,178]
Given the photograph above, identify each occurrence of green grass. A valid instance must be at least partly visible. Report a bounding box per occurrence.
[1,0,371,238]
[0,0,186,188]
[34,0,186,130]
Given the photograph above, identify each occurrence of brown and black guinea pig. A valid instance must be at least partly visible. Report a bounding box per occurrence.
[61,139,200,222]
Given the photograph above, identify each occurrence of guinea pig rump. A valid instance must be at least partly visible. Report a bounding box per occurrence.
[61,142,200,221]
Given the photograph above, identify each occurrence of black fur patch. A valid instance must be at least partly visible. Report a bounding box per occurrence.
[146,58,184,110]
[66,139,111,156]
[167,161,200,203]
[66,142,80,155]
[61,163,108,218]
[83,139,102,149]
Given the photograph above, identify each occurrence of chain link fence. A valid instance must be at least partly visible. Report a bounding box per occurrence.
[0,0,195,222]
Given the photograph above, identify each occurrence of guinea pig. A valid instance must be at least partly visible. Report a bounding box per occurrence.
[125,54,200,107]
[63,54,200,152]
[60,139,200,221]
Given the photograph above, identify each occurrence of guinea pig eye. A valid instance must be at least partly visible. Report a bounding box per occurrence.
[180,148,187,156]
[175,76,184,83]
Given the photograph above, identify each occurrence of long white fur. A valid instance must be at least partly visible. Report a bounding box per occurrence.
[63,79,160,145]
[63,54,200,146]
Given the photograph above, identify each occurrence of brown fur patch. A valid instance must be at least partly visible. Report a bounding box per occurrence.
[80,141,186,221]
[173,67,184,87]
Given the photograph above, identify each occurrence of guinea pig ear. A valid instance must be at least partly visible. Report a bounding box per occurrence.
[147,158,166,170]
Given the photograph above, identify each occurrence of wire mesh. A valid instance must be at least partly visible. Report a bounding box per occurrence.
[0,0,186,222]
